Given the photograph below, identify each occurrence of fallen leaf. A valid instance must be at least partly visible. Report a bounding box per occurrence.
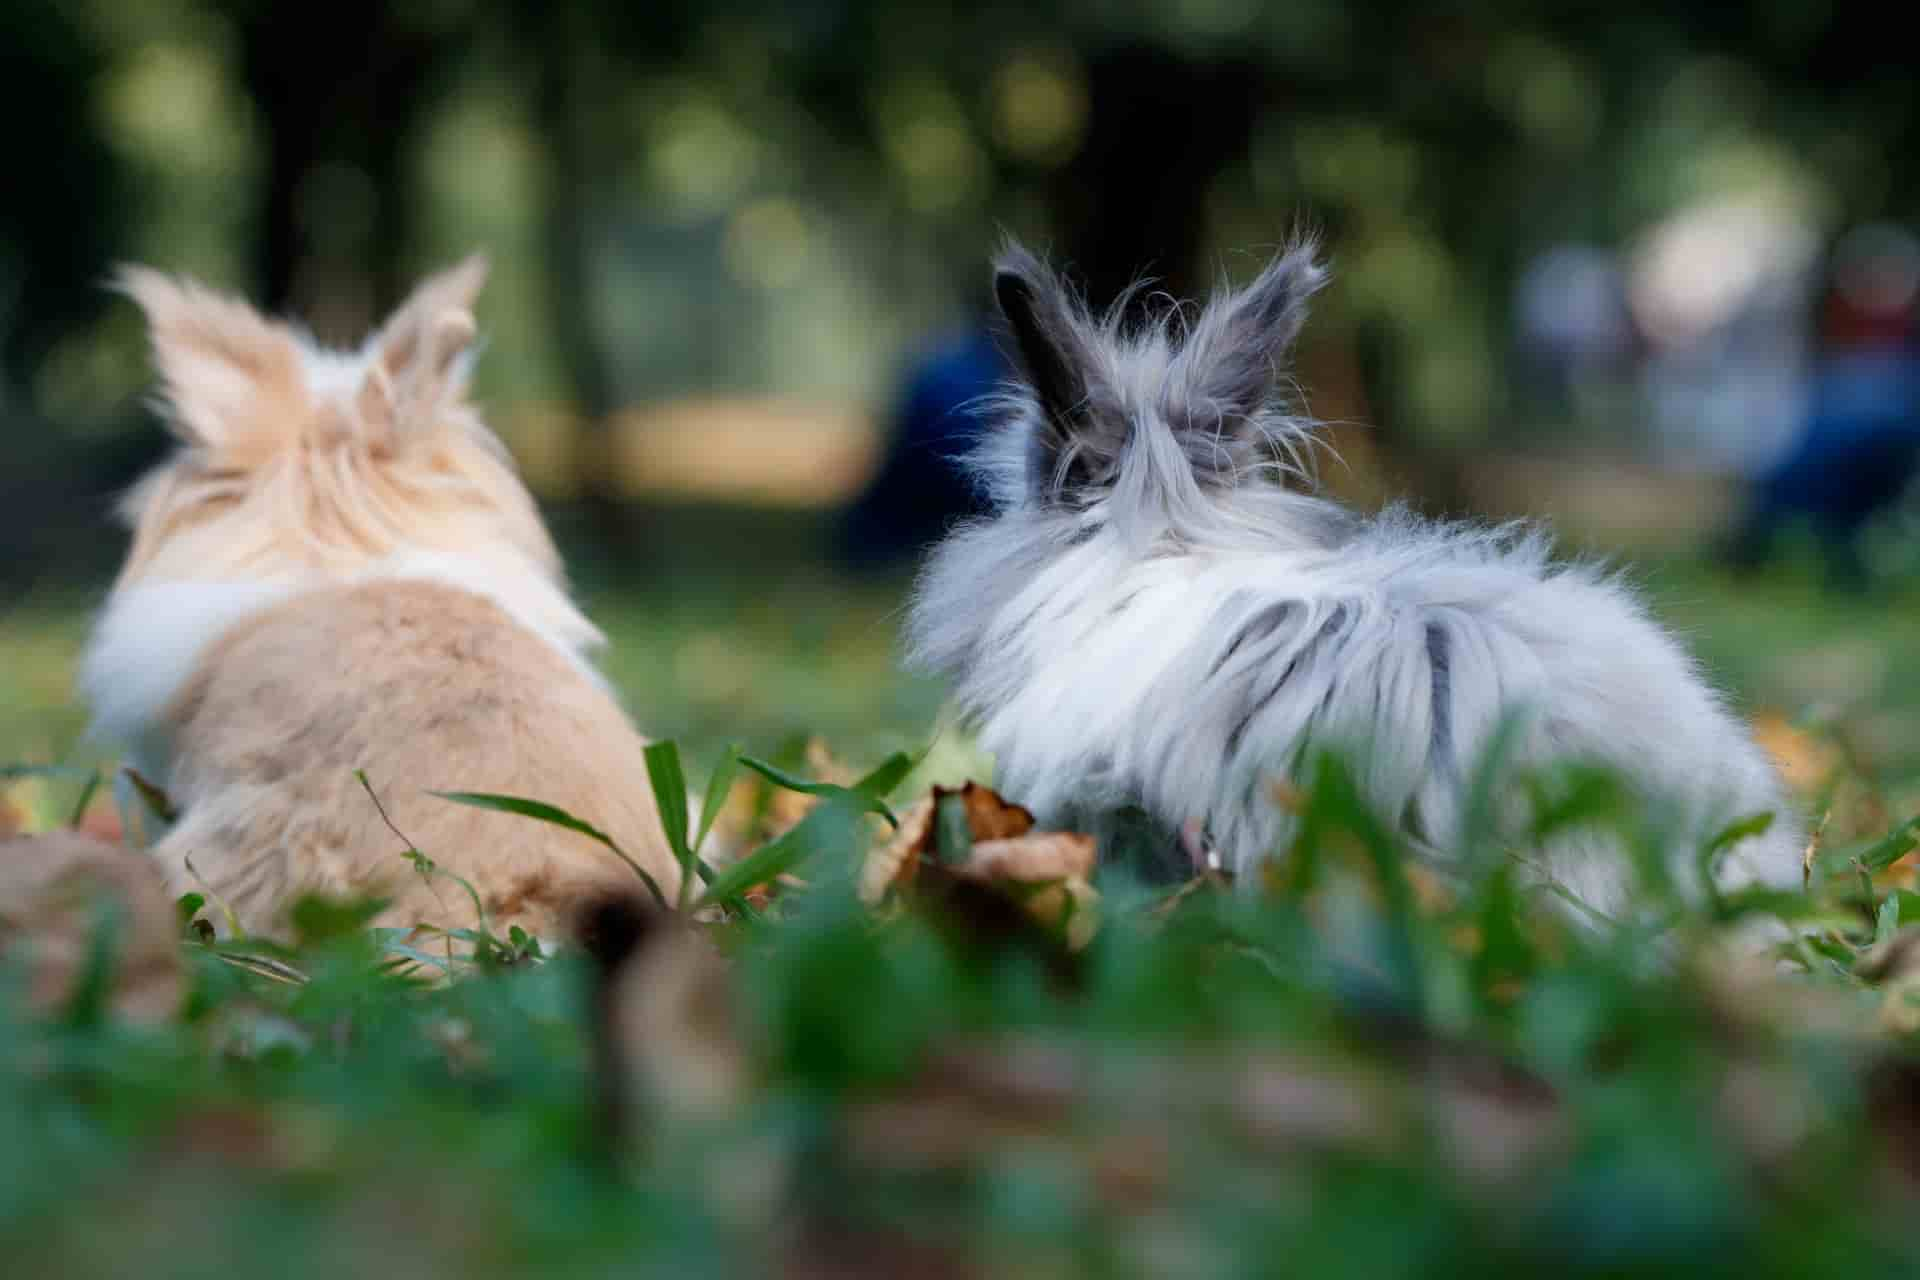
[863,793,934,905]
[968,833,1094,882]
[0,831,184,1020]
[948,783,1036,843]
[1751,711,1844,794]
[863,783,1098,951]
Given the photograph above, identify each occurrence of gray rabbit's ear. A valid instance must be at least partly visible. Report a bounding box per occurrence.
[992,243,1118,501]
[993,245,1089,432]
[1177,240,1326,426]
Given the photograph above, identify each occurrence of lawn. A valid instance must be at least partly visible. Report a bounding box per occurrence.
[4,505,1920,1277]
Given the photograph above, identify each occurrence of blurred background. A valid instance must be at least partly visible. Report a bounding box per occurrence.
[2,0,1918,812]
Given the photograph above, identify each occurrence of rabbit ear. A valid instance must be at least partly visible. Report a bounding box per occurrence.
[115,267,309,452]
[992,243,1120,501]
[1175,241,1325,431]
[358,253,487,440]
[994,245,1092,434]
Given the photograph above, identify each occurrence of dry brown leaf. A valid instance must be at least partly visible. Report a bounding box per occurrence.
[0,831,184,1020]
[1751,711,1844,794]
[951,783,1036,842]
[862,783,1099,951]
[966,833,1101,950]
[862,793,934,905]
[968,833,1095,883]
[862,782,1039,903]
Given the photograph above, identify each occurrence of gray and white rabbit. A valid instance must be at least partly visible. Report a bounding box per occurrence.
[907,241,1803,917]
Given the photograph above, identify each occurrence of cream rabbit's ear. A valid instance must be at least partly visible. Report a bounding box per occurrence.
[357,254,488,440]
[115,266,309,452]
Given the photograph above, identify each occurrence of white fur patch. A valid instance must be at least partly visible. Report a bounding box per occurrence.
[80,580,295,783]
[296,341,373,400]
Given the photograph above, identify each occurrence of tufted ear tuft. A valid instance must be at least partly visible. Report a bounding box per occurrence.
[115,266,309,453]
[992,242,1125,501]
[357,253,489,439]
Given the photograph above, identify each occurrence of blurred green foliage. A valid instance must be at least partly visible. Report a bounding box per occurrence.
[7,677,1920,1276]
[4,0,1915,458]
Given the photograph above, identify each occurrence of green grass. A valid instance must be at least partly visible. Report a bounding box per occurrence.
[1640,555,1920,782]
[5,511,1920,1276]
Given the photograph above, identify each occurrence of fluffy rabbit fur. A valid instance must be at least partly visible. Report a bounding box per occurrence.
[81,257,678,941]
[909,241,1803,916]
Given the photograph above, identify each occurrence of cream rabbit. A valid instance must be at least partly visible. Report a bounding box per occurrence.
[81,257,677,941]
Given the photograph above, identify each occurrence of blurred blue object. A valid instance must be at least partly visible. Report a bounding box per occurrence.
[1749,349,1919,521]
[1729,224,1920,583]
[838,324,1009,570]
[1731,350,1920,583]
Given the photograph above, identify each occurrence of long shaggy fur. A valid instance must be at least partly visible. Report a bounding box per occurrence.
[81,257,678,941]
[909,240,1803,915]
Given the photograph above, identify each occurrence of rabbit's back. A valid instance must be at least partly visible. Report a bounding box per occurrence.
[154,578,676,940]
[959,508,1803,912]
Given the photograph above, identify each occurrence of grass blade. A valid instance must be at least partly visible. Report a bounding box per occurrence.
[644,740,692,861]
[1875,894,1901,947]
[1858,815,1920,874]
[1698,810,1776,908]
[65,768,103,830]
[433,790,668,910]
[739,749,917,828]
[643,741,700,910]
[695,794,866,912]
[852,751,920,805]
[695,744,742,854]
[197,947,310,985]
[122,766,179,824]
[0,764,100,781]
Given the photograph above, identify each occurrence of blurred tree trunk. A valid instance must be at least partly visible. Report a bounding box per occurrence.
[235,2,447,328]
[1353,317,1472,517]
[0,0,125,386]
[1050,45,1264,313]
[529,0,639,551]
